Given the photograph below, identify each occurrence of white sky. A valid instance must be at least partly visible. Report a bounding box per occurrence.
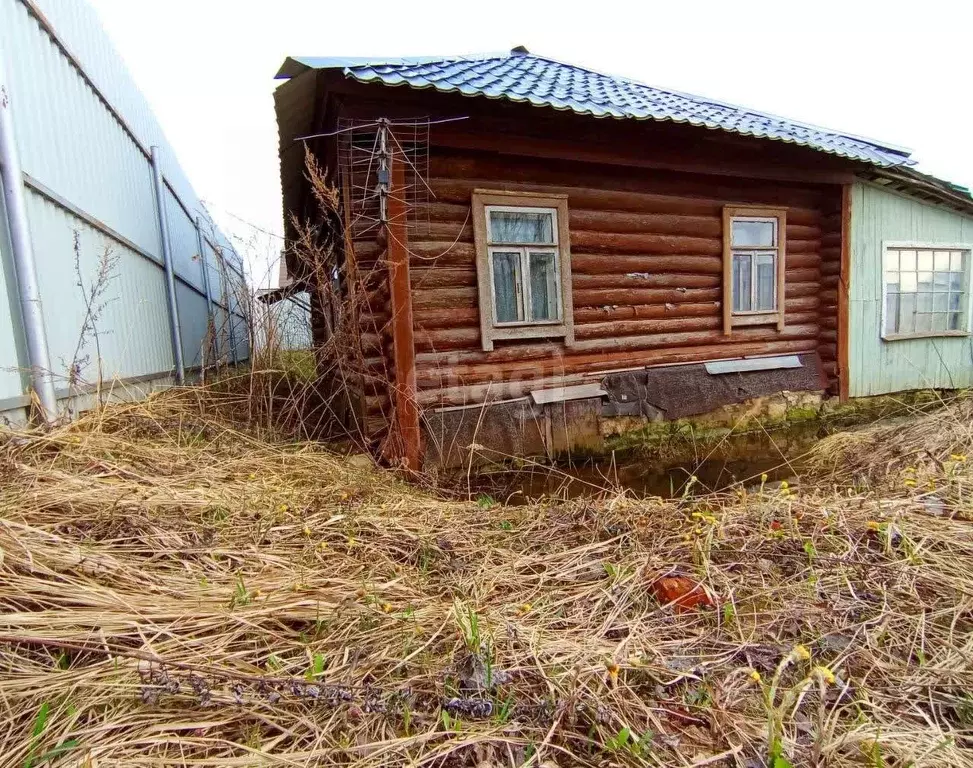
[87,0,972,288]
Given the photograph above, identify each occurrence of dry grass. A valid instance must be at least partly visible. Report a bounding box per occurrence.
[1,391,972,767]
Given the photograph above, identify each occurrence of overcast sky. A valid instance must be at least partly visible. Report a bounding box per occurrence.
[87,0,972,287]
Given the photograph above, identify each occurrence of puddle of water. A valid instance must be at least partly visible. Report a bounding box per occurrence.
[463,425,817,503]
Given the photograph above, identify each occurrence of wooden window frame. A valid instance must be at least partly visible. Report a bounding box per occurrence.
[722,206,787,334]
[472,190,574,351]
[880,241,973,341]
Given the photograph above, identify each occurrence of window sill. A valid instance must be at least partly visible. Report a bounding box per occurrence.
[481,322,572,351]
[731,313,781,328]
[882,331,971,342]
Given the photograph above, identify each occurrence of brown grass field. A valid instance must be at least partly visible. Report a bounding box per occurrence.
[0,390,971,767]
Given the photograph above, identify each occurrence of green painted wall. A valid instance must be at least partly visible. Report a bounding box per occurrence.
[849,182,973,397]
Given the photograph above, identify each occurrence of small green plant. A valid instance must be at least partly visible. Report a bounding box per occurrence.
[722,602,737,626]
[749,645,837,767]
[602,562,632,585]
[305,652,325,681]
[229,575,251,608]
[476,494,495,509]
[499,519,513,531]
[24,702,79,768]
[493,693,514,724]
[604,725,652,758]
[440,709,461,733]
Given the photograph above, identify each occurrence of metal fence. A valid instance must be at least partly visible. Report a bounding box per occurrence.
[0,0,249,425]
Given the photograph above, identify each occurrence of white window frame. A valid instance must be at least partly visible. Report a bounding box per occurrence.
[722,206,787,334]
[881,241,973,341]
[472,190,574,352]
[485,205,563,327]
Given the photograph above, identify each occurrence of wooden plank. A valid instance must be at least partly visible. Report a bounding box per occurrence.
[387,157,421,470]
[838,184,852,401]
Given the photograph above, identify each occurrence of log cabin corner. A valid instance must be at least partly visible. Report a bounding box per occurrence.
[271,48,973,471]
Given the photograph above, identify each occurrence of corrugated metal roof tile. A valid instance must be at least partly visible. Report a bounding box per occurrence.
[278,50,914,168]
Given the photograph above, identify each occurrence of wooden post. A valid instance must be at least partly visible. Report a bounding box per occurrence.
[386,158,422,470]
[838,184,852,401]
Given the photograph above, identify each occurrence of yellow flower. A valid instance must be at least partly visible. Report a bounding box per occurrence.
[951,454,967,463]
[381,602,393,613]
[903,479,917,488]
[814,665,836,684]
[866,521,881,531]
[517,603,532,615]
[760,473,768,483]
[347,536,356,548]
[303,526,312,537]
[251,588,262,599]
[749,669,762,683]
[316,541,328,551]
[793,645,811,661]
[780,480,790,490]
[605,662,619,684]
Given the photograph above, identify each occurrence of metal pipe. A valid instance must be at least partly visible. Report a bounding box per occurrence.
[0,50,57,421]
[195,216,217,364]
[149,145,184,384]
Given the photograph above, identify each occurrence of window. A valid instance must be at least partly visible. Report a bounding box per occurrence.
[883,244,971,339]
[472,191,574,351]
[722,206,787,333]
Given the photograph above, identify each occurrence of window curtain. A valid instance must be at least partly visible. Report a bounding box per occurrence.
[490,211,553,244]
[492,252,521,323]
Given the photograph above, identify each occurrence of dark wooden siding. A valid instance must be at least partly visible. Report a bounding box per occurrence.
[363,147,842,409]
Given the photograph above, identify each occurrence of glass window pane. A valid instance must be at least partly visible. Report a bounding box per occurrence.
[915,312,933,333]
[932,313,948,332]
[901,272,918,292]
[732,253,752,312]
[755,252,776,310]
[933,292,949,313]
[951,252,964,271]
[948,312,963,331]
[731,219,775,247]
[885,292,900,335]
[491,251,523,323]
[489,210,554,244]
[933,272,950,291]
[900,292,917,333]
[885,271,900,292]
[917,292,933,314]
[918,271,933,290]
[934,251,951,271]
[884,250,899,271]
[950,272,965,291]
[949,291,963,311]
[528,251,559,321]
[916,250,933,271]
[900,250,917,271]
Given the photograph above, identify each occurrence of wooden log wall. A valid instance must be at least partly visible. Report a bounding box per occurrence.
[818,197,844,391]
[346,144,843,418]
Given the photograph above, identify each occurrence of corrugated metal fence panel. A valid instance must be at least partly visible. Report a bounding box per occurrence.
[2,0,161,258]
[0,191,29,402]
[163,188,205,291]
[849,181,973,397]
[24,188,175,383]
[0,0,250,404]
[20,0,241,272]
[175,282,209,368]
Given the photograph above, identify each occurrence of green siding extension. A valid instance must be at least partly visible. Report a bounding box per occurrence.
[849,182,973,397]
